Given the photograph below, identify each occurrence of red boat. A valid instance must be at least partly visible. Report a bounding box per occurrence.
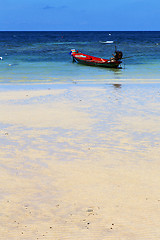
[70,49,123,68]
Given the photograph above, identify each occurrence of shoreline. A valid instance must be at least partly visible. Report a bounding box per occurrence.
[1,77,160,85]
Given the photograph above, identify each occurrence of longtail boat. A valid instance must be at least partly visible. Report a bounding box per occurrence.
[70,49,123,68]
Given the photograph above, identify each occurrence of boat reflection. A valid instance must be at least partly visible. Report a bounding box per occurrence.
[113,84,122,89]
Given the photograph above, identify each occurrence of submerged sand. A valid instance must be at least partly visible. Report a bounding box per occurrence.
[0,83,160,240]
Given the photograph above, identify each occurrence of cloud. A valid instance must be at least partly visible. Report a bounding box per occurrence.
[43,5,68,10]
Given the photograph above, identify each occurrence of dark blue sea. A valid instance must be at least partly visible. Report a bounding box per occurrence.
[0,31,160,83]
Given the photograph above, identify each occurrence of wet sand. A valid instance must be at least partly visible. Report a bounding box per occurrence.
[0,82,160,240]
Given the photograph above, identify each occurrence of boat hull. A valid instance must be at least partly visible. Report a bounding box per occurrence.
[70,50,122,69]
[74,57,121,68]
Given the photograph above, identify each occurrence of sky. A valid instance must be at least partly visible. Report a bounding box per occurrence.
[0,0,160,31]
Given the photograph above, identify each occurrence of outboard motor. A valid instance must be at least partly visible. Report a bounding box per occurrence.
[114,51,123,60]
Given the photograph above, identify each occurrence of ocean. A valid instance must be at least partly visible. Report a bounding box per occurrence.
[0,31,160,84]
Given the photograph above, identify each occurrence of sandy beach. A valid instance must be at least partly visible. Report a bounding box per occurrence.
[0,82,160,240]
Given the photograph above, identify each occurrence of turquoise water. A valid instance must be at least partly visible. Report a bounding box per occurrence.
[0,31,160,83]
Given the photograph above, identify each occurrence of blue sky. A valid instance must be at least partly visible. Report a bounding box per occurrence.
[0,0,159,31]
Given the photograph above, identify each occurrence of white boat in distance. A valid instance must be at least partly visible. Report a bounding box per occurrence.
[99,40,114,44]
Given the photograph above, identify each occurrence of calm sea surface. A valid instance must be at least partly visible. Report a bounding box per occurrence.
[0,31,160,84]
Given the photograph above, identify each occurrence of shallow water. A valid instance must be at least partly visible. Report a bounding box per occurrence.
[0,82,160,165]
